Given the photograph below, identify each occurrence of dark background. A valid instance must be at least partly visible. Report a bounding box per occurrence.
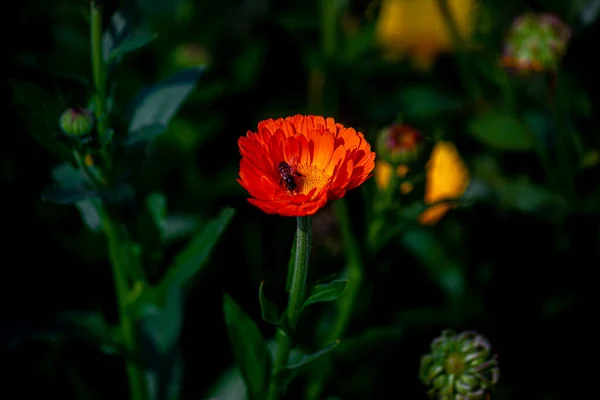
[2,0,600,399]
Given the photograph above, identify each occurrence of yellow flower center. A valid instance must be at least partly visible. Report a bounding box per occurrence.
[296,164,330,195]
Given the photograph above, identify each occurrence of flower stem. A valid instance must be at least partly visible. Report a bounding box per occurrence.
[99,203,148,400]
[90,1,107,137]
[304,199,363,400]
[89,3,146,399]
[267,216,312,400]
[434,0,481,101]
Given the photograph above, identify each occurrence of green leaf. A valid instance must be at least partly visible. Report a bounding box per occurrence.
[467,111,534,151]
[107,32,157,62]
[164,207,235,289]
[302,280,349,309]
[400,229,465,301]
[284,341,340,370]
[205,366,248,400]
[398,86,463,119]
[126,67,206,135]
[76,199,102,231]
[259,281,281,325]
[102,11,135,63]
[124,123,168,145]
[161,215,201,244]
[41,163,95,204]
[223,294,271,400]
[8,79,72,161]
[141,285,183,353]
[146,192,168,228]
[41,184,95,204]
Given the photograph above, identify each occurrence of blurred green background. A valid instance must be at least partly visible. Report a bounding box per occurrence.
[3,0,600,399]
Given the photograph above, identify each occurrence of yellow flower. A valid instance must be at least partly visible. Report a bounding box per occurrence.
[375,0,477,70]
[420,141,469,225]
[375,161,410,191]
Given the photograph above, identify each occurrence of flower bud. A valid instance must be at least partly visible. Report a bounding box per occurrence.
[501,13,571,74]
[59,108,94,139]
[376,123,423,165]
[420,330,499,399]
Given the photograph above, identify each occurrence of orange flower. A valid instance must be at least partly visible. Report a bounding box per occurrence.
[237,115,376,216]
[419,141,469,225]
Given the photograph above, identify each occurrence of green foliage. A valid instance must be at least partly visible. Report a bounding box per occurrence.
[398,86,463,119]
[259,281,281,325]
[6,0,600,399]
[223,294,272,400]
[107,32,158,63]
[126,67,206,139]
[126,207,235,329]
[302,280,349,309]
[8,80,72,161]
[468,110,535,150]
[284,341,340,370]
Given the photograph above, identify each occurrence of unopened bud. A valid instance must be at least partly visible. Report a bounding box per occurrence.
[501,13,571,73]
[59,108,94,139]
[420,330,499,399]
[376,123,423,165]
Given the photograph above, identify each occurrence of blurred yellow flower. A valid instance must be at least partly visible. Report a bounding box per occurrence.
[375,161,410,191]
[375,0,477,70]
[420,141,470,225]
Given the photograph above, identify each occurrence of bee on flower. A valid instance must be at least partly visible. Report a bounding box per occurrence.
[237,115,376,216]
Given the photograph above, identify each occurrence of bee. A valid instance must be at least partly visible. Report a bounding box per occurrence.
[278,156,303,193]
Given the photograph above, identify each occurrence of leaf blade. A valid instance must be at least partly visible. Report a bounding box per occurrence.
[302,280,349,309]
[164,207,235,288]
[259,281,281,325]
[223,294,271,400]
[126,67,206,135]
[467,111,534,151]
[107,32,157,62]
[284,341,340,370]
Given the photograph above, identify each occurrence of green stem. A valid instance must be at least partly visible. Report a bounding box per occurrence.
[267,216,312,400]
[328,199,363,337]
[99,203,148,400]
[90,1,107,138]
[304,199,363,400]
[90,4,145,398]
[434,0,481,101]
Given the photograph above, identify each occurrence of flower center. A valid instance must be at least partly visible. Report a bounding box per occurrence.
[296,164,330,195]
[444,352,465,376]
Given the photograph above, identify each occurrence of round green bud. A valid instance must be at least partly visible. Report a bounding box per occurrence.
[59,108,94,139]
[420,330,500,399]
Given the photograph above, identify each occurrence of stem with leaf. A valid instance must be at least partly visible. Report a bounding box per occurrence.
[90,3,147,399]
[267,216,312,400]
[90,1,107,138]
[304,199,364,400]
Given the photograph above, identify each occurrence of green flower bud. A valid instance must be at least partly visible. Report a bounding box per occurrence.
[376,123,423,165]
[420,330,499,400]
[501,13,571,73]
[59,108,94,139]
